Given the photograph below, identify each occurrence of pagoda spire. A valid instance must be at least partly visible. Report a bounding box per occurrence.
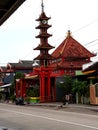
[41,0,44,12]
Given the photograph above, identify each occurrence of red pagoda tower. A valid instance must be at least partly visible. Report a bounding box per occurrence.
[34,1,54,66]
[33,0,56,102]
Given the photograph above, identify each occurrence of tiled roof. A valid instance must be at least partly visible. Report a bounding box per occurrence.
[34,43,54,50]
[9,63,32,69]
[0,66,7,72]
[7,60,34,70]
[7,60,40,70]
[52,30,96,59]
[19,60,34,64]
[34,54,53,60]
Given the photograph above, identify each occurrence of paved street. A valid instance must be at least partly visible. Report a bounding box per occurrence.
[0,103,98,130]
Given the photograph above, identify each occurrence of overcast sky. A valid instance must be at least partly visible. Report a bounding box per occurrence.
[0,0,98,66]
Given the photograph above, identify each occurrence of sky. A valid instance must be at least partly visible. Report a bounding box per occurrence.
[0,0,98,66]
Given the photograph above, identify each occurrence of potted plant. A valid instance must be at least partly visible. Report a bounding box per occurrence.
[26,84,40,103]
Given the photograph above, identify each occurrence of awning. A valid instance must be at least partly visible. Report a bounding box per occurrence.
[25,75,38,79]
[0,83,11,88]
[83,70,96,75]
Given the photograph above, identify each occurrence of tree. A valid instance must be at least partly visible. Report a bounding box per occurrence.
[15,72,24,79]
[10,72,24,98]
[57,75,89,104]
[72,79,88,104]
[63,75,73,94]
[72,79,88,96]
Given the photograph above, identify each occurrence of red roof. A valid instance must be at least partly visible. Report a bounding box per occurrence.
[34,54,53,60]
[52,30,96,59]
[36,11,50,21]
[34,43,54,50]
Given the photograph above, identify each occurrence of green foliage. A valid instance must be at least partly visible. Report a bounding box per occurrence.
[9,72,24,97]
[10,82,15,96]
[57,75,89,97]
[15,72,24,79]
[57,75,73,94]
[26,85,39,97]
[10,95,16,102]
[72,79,88,96]
[63,75,73,93]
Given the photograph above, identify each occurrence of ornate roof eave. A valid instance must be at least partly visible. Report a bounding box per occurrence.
[51,64,82,70]
[50,59,86,69]
[34,54,53,60]
[34,43,54,50]
[34,46,54,50]
[36,33,52,38]
[36,24,51,29]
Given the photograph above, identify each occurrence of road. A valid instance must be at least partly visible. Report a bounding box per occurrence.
[0,103,98,130]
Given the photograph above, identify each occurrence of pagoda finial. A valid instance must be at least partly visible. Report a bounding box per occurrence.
[67,30,71,37]
[41,0,44,12]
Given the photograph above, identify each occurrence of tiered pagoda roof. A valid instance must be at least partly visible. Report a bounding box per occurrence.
[34,6,54,66]
[36,11,51,21]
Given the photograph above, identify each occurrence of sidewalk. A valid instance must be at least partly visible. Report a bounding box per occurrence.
[1,101,98,112]
[27,102,98,111]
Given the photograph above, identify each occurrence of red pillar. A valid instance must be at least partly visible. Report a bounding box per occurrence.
[47,76,51,102]
[15,81,19,98]
[22,79,26,98]
[40,76,45,102]
[20,79,23,97]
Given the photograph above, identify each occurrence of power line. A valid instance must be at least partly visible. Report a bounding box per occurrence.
[84,39,98,46]
[85,42,98,48]
[73,18,98,34]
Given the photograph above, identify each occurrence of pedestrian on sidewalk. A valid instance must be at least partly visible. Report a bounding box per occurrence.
[59,95,66,108]
[62,95,66,105]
